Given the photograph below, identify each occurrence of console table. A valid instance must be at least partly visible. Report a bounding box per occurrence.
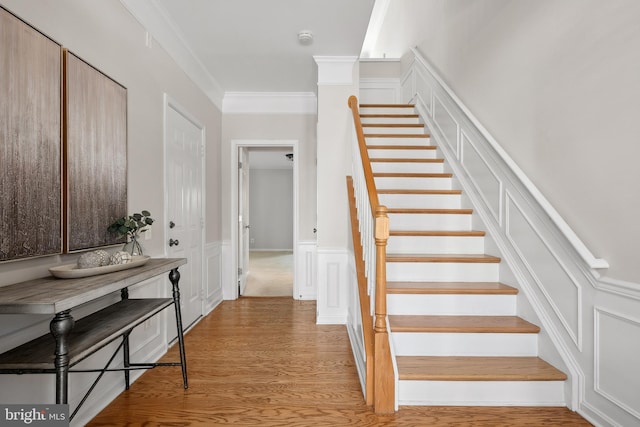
[0,257,188,420]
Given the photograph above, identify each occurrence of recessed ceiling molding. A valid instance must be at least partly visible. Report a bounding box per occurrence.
[222,92,317,114]
[314,56,358,86]
[119,0,224,109]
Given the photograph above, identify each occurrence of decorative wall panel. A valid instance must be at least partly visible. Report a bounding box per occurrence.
[461,132,502,222]
[0,8,62,261]
[433,96,458,153]
[64,51,127,252]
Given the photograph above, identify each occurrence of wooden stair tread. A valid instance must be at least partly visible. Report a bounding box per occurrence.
[374,172,452,178]
[396,356,567,381]
[386,208,473,215]
[360,114,419,118]
[362,123,424,128]
[387,254,501,263]
[371,158,444,163]
[364,134,430,138]
[387,281,518,295]
[390,230,485,237]
[379,189,461,195]
[388,315,540,333]
[367,145,436,150]
[360,103,415,108]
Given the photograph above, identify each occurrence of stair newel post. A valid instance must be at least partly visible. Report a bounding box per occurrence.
[374,205,394,414]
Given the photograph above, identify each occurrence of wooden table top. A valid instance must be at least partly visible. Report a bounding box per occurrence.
[0,258,187,315]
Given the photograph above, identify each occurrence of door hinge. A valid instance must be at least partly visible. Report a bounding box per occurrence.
[238,161,243,169]
[238,267,243,276]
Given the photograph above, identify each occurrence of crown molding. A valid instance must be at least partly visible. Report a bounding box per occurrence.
[119,0,224,109]
[314,56,358,85]
[222,92,317,114]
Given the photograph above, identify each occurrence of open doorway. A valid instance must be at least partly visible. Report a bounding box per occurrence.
[244,148,294,296]
[230,140,298,300]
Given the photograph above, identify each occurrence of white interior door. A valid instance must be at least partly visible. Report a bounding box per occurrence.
[238,147,250,295]
[165,97,204,333]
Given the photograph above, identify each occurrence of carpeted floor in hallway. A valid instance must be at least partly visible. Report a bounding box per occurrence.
[243,250,293,297]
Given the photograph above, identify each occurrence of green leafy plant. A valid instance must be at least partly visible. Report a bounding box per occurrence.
[108,210,155,239]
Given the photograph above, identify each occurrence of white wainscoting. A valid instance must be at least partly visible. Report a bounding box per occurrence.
[400,49,640,427]
[295,241,317,300]
[346,253,367,396]
[220,240,235,300]
[204,241,223,314]
[316,249,349,324]
[359,78,401,105]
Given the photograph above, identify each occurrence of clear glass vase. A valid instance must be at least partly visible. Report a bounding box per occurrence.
[123,234,143,256]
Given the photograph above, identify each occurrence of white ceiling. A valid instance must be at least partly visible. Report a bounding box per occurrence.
[130,0,376,94]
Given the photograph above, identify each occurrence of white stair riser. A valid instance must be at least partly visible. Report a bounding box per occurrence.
[387,262,499,282]
[368,149,438,159]
[398,380,566,406]
[387,235,485,254]
[372,162,445,174]
[365,137,431,147]
[387,294,516,316]
[391,332,537,356]
[375,177,452,190]
[388,213,472,231]
[379,193,461,209]
[360,107,416,115]
[362,126,425,135]
[360,117,420,124]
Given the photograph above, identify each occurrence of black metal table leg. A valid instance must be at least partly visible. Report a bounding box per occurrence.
[120,288,131,389]
[169,267,188,389]
[50,310,75,404]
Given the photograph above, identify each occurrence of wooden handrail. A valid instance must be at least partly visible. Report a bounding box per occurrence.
[348,95,379,209]
[347,95,394,414]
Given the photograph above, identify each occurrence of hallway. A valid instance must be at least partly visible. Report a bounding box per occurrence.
[88,298,591,426]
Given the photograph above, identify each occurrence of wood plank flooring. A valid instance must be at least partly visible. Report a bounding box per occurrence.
[88,298,591,426]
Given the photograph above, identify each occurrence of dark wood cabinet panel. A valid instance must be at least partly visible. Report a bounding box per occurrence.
[64,51,127,252]
[0,7,62,261]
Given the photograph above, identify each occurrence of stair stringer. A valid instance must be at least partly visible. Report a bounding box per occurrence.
[410,98,583,410]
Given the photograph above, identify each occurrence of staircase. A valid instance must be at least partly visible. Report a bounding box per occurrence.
[358,103,567,406]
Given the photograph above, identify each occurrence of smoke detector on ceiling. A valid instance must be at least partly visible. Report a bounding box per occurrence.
[298,30,313,46]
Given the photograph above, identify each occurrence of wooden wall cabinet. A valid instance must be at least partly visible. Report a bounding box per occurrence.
[0,7,63,261]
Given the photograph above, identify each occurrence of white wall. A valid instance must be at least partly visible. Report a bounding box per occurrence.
[249,169,294,250]
[0,0,221,424]
[373,0,640,284]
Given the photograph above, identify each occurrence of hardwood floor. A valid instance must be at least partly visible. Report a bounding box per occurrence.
[88,298,592,426]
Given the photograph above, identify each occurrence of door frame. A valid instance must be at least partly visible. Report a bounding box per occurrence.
[229,139,299,300]
[163,93,206,318]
